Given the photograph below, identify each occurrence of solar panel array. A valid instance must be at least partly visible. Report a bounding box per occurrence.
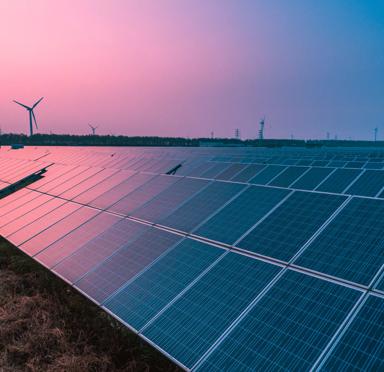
[0,145,384,370]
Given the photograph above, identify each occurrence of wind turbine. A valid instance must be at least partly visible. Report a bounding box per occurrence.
[13,97,44,136]
[89,124,98,135]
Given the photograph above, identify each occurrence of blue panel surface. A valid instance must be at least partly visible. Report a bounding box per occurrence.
[142,252,281,369]
[316,168,361,193]
[159,181,245,232]
[193,185,290,245]
[197,270,360,371]
[104,239,225,330]
[230,164,266,182]
[248,165,286,185]
[269,166,309,187]
[290,167,334,190]
[345,170,384,197]
[75,228,183,303]
[130,177,208,223]
[295,198,384,285]
[237,191,346,261]
[321,295,384,371]
[53,219,149,284]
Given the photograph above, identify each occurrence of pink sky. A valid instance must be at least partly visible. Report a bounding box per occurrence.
[0,1,383,139]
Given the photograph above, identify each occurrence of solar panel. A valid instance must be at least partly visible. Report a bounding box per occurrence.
[295,197,384,285]
[214,163,248,180]
[345,170,384,197]
[142,252,281,369]
[311,160,329,167]
[74,228,183,303]
[236,191,346,261]
[249,165,286,185]
[7,202,82,246]
[53,218,150,284]
[196,270,360,371]
[193,185,290,245]
[290,167,334,190]
[130,178,209,223]
[1,196,68,238]
[1,145,384,371]
[200,162,231,179]
[59,168,119,200]
[229,164,266,182]
[20,206,100,256]
[90,172,155,210]
[315,168,362,193]
[268,166,309,187]
[73,170,135,204]
[319,295,384,371]
[159,181,245,232]
[104,239,225,330]
[35,212,121,268]
[107,174,179,215]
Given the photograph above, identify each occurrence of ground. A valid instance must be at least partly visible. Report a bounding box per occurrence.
[0,237,180,372]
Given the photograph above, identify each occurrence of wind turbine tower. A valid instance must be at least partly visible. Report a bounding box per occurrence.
[258,118,265,140]
[89,124,98,135]
[374,127,378,142]
[13,97,44,136]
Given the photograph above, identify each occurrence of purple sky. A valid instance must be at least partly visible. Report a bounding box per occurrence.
[0,1,383,139]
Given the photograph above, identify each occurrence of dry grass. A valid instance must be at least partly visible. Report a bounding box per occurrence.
[0,237,180,372]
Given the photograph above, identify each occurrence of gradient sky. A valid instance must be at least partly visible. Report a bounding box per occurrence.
[0,0,383,139]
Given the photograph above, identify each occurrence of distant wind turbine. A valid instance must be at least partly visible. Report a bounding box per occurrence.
[89,124,98,135]
[13,97,44,136]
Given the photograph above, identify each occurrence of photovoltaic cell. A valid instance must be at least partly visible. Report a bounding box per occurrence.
[193,185,290,245]
[104,239,225,330]
[198,270,360,371]
[268,166,309,187]
[0,193,53,230]
[290,167,334,190]
[1,197,67,238]
[130,178,209,223]
[108,175,180,215]
[237,191,346,261]
[345,170,384,197]
[321,295,384,371]
[214,163,248,181]
[345,161,366,169]
[142,252,281,369]
[7,202,82,247]
[59,168,119,200]
[20,206,100,256]
[73,170,135,205]
[90,172,155,210]
[230,164,266,182]
[35,212,121,268]
[53,219,150,284]
[159,181,245,232]
[199,163,231,179]
[295,197,384,285]
[364,162,384,170]
[312,160,329,167]
[248,165,286,185]
[75,228,183,303]
[185,162,217,178]
[315,168,361,193]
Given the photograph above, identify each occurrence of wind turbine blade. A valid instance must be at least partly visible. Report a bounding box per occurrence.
[32,97,44,109]
[13,100,31,110]
[31,110,38,129]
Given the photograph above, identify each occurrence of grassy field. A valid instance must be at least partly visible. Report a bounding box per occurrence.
[0,237,180,372]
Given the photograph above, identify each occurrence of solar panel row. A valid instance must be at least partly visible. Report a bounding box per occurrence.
[0,145,383,371]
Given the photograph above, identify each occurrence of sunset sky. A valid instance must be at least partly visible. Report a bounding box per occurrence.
[0,0,383,139]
